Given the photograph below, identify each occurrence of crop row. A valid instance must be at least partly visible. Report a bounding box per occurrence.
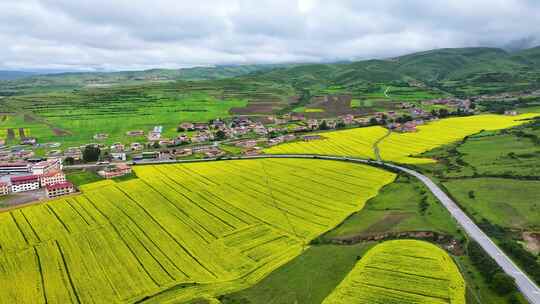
[265,113,537,164]
[0,159,395,303]
[322,240,465,304]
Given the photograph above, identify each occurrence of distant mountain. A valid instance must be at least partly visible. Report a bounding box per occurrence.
[2,46,540,97]
[0,71,38,81]
[511,46,540,66]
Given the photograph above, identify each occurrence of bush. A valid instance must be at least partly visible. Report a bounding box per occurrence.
[82,145,101,162]
[491,272,515,295]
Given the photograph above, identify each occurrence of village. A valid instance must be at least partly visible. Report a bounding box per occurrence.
[0,94,521,207]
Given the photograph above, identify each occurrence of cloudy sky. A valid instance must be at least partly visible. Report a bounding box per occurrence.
[1,0,540,71]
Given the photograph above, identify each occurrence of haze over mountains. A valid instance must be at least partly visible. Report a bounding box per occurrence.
[1,46,540,97]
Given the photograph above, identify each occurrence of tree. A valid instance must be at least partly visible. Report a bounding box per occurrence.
[82,145,101,162]
[438,108,449,118]
[369,117,378,125]
[177,126,185,132]
[215,130,226,141]
[319,120,329,130]
[64,157,75,166]
[468,190,475,199]
[152,142,160,149]
[336,122,346,129]
[492,273,515,295]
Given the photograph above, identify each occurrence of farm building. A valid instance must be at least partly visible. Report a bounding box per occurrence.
[307,119,319,129]
[98,164,132,179]
[64,147,82,160]
[45,182,75,198]
[110,152,127,161]
[0,182,9,195]
[31,158,62,175]
[179,122,195,131]
[504,110,518,116]
[130,143,143,151]
[10,175,40,193]
[39,170,66,187]
[126,130,144,136]
[147,131,161,141]
[235,140,257,148]
[93,133,108,140]
[110,143,125,152]
[0,162,32,174]
[20,137,37,145]
[174,148,193,158]
[193,123,209,130]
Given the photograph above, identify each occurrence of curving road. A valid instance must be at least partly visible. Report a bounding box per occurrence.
[72,153,540,303]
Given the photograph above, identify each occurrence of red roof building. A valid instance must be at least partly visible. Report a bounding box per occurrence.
[39,170,66,187]
[45,182,75,198]
[10,175,40,193]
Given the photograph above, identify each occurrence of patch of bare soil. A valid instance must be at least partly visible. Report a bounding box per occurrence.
[6,128,15,140]
[23,113,37,122]
[303,94,373,118]
[52,127,72,136]
[523,232,540,255]
[230,101,281,115]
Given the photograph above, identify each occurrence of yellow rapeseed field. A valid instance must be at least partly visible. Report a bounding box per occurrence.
[322,240,466,304]
[265,113,537,164]
[265,125,387,159]
[0,159,395,303]
[378,113,538,164]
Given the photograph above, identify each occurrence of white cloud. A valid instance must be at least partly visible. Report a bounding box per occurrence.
[0,0,539,71]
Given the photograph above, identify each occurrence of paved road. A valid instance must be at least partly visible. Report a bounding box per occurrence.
[74,154,540,303]
[383,162,540,304]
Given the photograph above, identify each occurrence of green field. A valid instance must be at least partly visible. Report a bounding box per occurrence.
[0,159,395,303]
[421,118,540,178]
[443,178,540,230]
[322,240,466,304]
[220,243,375,304]
[65,170,104,187]
[323,175,460,240]
[2,91,247,147]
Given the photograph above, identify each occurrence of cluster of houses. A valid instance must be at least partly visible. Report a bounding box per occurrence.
[0,158,75,199]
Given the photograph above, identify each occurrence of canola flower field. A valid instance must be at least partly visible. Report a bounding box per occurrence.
[265,126,387,159]
[265,114,537,164]
[378,113,538,164]
[0,159,395,304]
[322,240,466,304]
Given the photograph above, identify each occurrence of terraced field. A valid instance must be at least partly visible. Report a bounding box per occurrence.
[0,159,395,304]
[265,114,537,164]
[322,240,465,304]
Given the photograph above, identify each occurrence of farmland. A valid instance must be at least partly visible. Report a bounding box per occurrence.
[1,90,248,146]
[266,114,537,163]
[0,159,395,303]
[322,240,466,304]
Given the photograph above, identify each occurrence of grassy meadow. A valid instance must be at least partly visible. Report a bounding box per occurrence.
[220,243,375,304]
[322,175,460,240]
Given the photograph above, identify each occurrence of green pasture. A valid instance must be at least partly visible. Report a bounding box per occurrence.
[443,178,540,230]
[220,243,374,304]
[4,91,247,147]
[323,175,460,240]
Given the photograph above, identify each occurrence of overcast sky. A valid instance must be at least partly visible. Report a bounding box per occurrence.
[1,0,540,71]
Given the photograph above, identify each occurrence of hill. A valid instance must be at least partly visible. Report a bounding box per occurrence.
[0,70,37,81]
